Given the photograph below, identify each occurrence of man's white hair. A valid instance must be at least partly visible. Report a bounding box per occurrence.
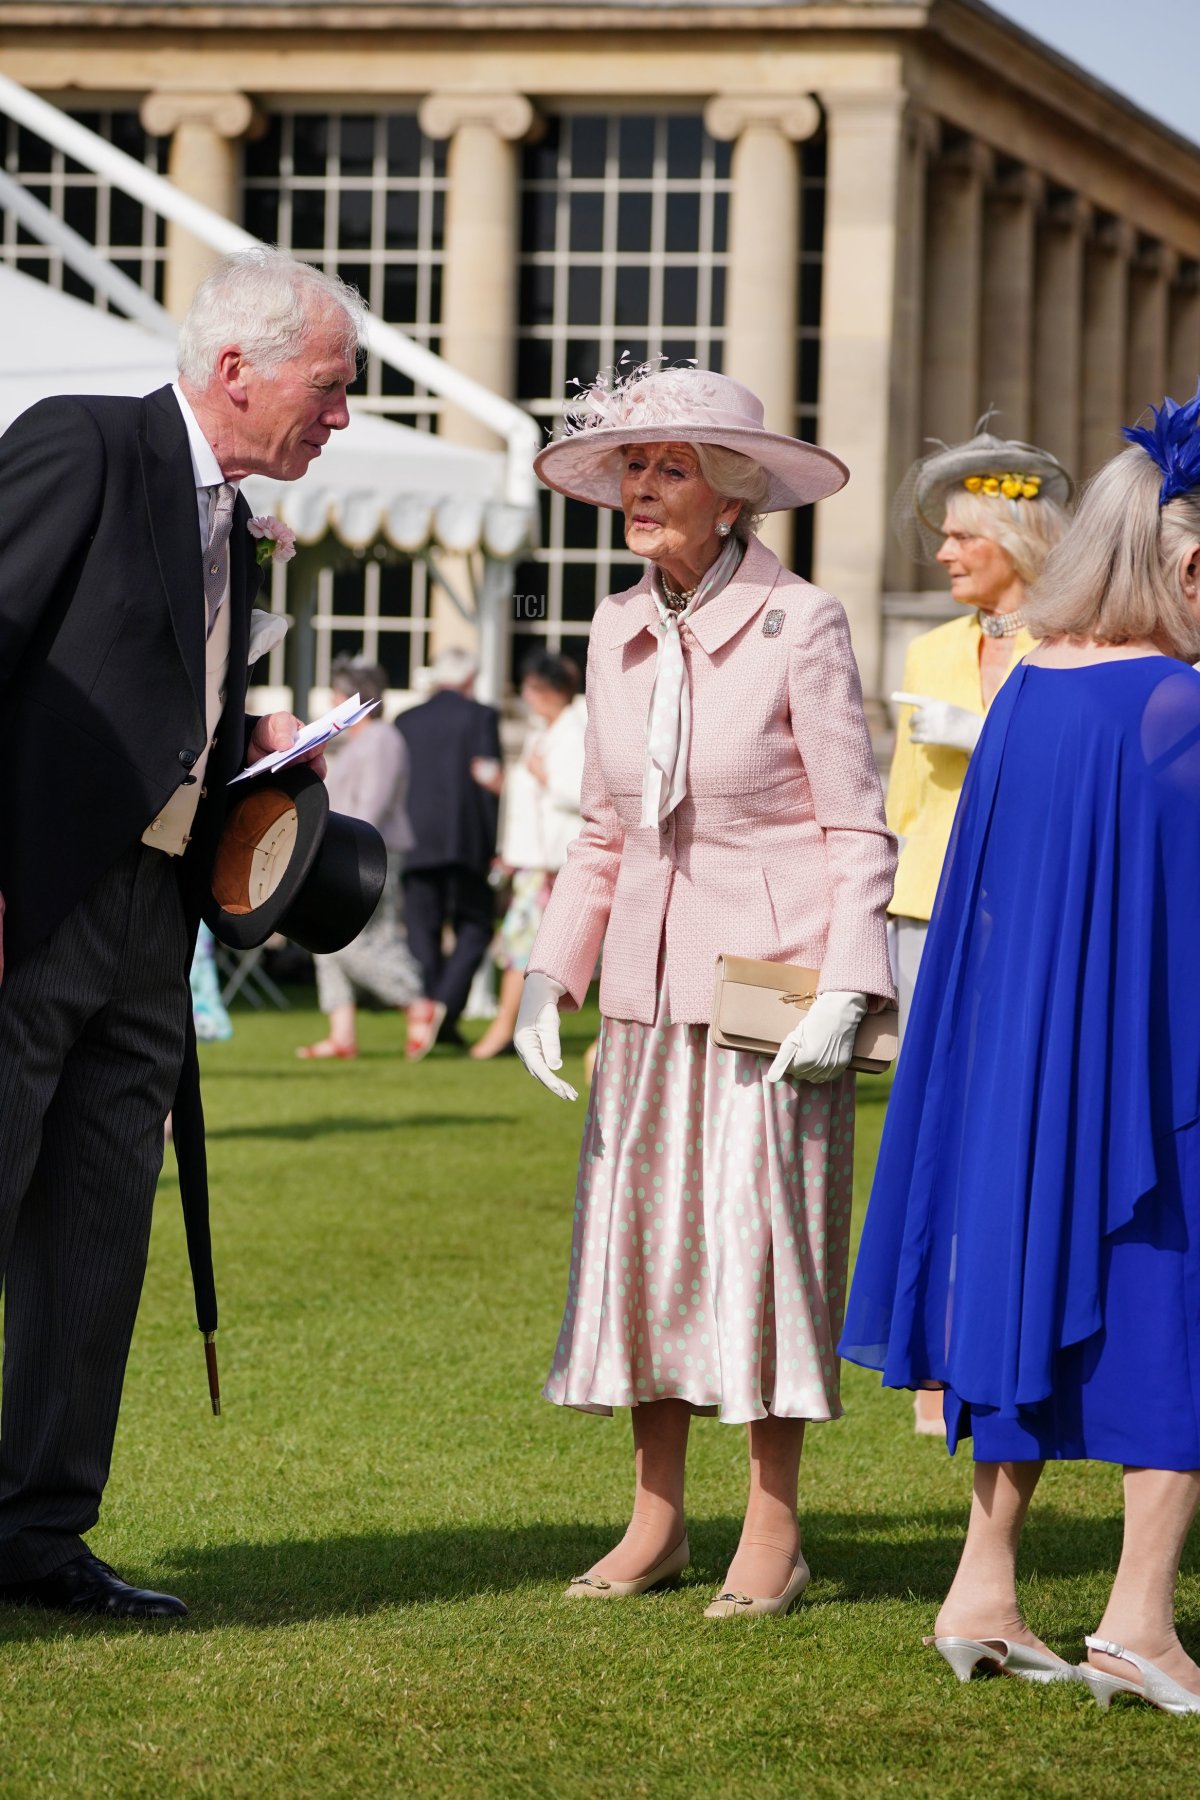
[428,646,479,689]
[176,247,367,385]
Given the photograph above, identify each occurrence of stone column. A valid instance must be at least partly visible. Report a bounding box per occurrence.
[1126,240,1174,420]
[419,90,538,449]
[1081,215,1134,476]
[921,136,993,446]
[704,93,821,567]
[418,91,539,671]
[882,107,939,596]
[804,86,928,716]
[139,89,261,319]
[979,166,1042,439]
[1031,191,1090,478]
[1168,261,1200,399]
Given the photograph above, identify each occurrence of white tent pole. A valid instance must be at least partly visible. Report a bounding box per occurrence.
[0,167,178,339]
[0,73,541,508]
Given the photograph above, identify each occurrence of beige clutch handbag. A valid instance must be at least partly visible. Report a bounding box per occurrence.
[710,954,899,1074]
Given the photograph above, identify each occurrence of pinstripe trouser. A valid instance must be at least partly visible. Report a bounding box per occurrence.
[0,845,188,1582]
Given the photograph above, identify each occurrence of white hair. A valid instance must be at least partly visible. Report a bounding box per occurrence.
[1024,447,1200,658]
[692,443,771,538]
[428,646,479,689]
[177,247,368,385]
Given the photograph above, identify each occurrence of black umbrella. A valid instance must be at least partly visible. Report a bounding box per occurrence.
[172,1022,221,1414]
[174,771,385,1413]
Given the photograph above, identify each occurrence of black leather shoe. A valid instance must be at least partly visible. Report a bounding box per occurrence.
[0,1552,187,1619]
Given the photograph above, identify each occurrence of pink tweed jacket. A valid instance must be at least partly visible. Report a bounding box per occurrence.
[528,535,897,1026]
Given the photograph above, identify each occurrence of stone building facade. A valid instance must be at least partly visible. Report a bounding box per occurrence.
[2,0,1199,714]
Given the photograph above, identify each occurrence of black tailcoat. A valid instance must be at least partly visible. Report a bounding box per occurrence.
[0,383,262,1335]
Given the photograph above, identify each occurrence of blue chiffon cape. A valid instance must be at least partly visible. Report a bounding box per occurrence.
[840,657,1200,1414]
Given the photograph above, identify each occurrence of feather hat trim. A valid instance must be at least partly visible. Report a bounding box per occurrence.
[1123,380,1200,506]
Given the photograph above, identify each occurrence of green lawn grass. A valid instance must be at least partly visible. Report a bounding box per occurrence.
[0,992,1195,1797]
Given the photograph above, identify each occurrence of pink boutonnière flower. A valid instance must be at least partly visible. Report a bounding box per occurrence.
[247,515,297,566]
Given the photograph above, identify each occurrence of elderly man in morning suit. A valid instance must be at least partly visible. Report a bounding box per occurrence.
[0,248,362,1619]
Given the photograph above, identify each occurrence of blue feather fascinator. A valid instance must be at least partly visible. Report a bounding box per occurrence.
[1122,379,1200,505]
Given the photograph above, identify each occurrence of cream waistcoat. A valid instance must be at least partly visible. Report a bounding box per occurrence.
[141,593,231,857]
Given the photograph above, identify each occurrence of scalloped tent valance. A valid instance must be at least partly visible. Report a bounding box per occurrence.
[241,410,535,559]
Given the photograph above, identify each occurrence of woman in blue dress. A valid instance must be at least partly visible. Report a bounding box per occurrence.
[841,387,1200,1714]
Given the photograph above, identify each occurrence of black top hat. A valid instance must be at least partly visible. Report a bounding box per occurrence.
[204,764,387,955]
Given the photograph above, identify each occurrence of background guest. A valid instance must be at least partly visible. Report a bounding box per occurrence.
[396,647,503,1052]
[471,653,586,1061]
[887,430,1071,1037]
[297,656,435,1061]
[841,393,1200,1711]
[517,365,895,1619]
[885,429,1071,1434]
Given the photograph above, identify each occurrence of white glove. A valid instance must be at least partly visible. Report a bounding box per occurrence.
[514,972,578,1102]
[892,691,982,755]
[767,990,869,1085]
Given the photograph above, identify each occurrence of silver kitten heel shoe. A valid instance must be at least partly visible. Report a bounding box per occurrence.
[924,1635,1080,1685]
[1081,1635,1200,1714]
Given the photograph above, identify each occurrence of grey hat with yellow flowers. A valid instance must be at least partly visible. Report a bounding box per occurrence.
[912,429,1073,530]
[893,423,1073,561]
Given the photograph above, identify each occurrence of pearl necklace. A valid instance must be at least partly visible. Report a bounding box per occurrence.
[659,575,696,615]
[979,609,1026,639]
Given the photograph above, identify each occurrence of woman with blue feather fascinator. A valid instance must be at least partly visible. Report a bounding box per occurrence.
[839,387,1200,1714]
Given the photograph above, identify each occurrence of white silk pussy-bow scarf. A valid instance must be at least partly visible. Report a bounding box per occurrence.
[640,533,744,829]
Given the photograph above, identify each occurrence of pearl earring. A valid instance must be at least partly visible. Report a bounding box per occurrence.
[716,522,731,538]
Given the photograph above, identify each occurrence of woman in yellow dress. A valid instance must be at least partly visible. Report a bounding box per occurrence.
[886,431,1072,1432]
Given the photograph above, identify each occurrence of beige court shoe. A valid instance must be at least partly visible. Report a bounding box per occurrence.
[563,1536,690,1600]
[703,1553,811,1620]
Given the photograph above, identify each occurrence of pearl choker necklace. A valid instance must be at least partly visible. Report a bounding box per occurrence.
[979,609,1026,639]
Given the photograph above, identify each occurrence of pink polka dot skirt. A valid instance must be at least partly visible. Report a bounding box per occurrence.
[543,1006,857,1424]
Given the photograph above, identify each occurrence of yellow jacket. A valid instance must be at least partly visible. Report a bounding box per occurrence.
[886,612,1036,920]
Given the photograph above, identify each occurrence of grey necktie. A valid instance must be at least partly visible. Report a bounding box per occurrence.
[203,483,235,638]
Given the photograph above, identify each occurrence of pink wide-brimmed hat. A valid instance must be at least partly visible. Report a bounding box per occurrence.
[534,364,849,512]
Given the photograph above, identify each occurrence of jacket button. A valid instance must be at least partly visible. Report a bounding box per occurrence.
[178,749,197,768]
[180,775,197,787]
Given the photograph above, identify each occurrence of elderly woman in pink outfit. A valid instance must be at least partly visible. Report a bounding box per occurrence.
[514,365,896,1620]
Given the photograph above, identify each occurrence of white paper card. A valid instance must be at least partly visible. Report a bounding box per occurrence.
[228,692,379,785]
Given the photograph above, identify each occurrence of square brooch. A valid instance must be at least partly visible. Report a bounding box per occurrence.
[762,609,785,637]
